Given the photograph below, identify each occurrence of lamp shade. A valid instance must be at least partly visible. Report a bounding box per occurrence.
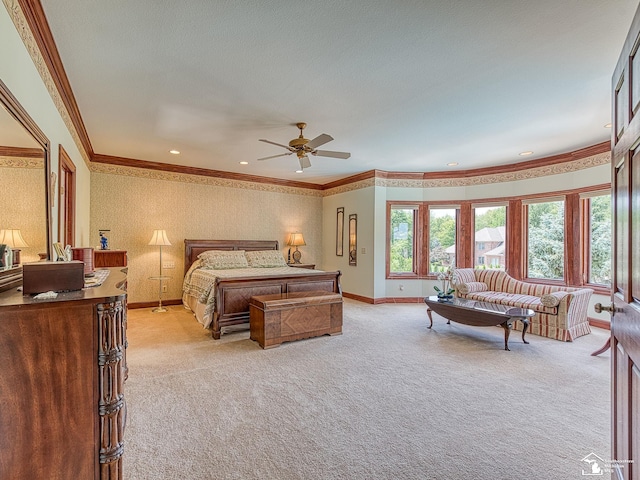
[0,229,29,248]
[148,229,171,246]
[287,232,306,247]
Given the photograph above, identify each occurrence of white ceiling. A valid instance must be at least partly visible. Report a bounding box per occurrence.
[40,1,638,184]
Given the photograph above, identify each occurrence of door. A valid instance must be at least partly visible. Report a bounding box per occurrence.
[58,145,75,246]
[610,5,640,479]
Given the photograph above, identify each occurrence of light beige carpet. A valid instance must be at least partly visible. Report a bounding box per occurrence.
[124,300,611,480]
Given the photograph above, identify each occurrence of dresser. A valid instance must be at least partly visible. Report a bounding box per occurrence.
[0,267,128,479]
[94,249,128,268]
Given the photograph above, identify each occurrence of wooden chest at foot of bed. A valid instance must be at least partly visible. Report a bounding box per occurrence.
[249,291,343,349]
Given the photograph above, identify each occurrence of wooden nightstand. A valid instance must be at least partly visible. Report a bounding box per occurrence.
[287,263,315,269]
[94,250,127,268]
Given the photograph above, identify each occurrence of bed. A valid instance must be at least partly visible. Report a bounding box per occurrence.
[182,239,342,339]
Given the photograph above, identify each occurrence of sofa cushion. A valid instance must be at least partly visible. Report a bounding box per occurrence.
[462,291,558,315]
[457,281,488,295]
[540,292,564,307]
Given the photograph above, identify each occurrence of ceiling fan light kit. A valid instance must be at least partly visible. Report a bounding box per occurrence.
[258,122,350,170]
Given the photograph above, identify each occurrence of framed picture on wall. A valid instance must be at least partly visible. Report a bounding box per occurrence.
[336,207,344,256]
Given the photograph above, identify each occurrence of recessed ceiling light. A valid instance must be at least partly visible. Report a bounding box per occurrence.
[604,123,612,128]
[447,162,458,167]
[239,161,248,165]
[295,169,303,174]
[519,151,533,156]
[169,149,180,155]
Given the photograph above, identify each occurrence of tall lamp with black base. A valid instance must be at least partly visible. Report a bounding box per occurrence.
[148,229,171,313]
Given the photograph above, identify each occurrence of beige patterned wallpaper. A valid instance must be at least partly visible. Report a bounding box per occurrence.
[90,171,323,303]
[0,162,47,263]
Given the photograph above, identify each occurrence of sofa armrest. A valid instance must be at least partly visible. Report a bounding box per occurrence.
[555,288,594,329]
[457,281,488,295]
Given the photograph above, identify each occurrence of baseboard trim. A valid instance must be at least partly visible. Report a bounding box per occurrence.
[588,317,610,330]
[342,292,375,304]
[129,299,183,309]
[376,297,424,304]
[341,293,425,304]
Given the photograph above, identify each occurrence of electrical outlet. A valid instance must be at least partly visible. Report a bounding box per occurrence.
[162,261,175,269]
[361,247,366,254]
[399,284,404,291]
[162,285,167,293]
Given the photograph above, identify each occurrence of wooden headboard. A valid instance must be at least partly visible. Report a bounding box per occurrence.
[184,239,279,276]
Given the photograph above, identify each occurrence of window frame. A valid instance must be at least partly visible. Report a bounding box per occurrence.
[386,202,421,278]
[472,203,508,271]
[580,190,612,294]
[522,197,567,283]
[427,205,460,276]
[386,184,611,293]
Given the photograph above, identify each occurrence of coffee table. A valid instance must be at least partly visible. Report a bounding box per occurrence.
[424,296,534,351]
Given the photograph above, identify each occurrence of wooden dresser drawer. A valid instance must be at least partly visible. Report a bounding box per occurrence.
[94,250,127,268]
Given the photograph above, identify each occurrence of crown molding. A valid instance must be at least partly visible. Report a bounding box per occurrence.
[92,153,324,190]
[0,145,43,158]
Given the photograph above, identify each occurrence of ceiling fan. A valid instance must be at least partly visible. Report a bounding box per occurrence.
[258,122,351,170]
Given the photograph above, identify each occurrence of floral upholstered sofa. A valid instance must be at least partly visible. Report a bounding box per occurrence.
[452,268,594,341]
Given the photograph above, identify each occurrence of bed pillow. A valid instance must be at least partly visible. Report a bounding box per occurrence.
[244,250,288,268]
[197,250,249,269]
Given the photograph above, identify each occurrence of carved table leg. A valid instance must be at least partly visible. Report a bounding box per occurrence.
[520,318,530,344]
[591,338,611,356]
[501,321,511,351]
[426,308,433,329]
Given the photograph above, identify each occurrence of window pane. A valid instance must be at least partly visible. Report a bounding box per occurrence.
[390,208,415,273]
[589,195,612,285]
[527,201,564,280]
[474,206,506,270]
[429,208,456,273]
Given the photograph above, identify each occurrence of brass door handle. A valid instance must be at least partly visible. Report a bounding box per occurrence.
[594,302,622,314]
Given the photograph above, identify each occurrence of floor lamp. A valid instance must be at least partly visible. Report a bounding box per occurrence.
[149,229,171,313]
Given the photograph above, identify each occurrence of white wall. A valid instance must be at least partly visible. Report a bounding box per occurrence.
[322,186,375,298]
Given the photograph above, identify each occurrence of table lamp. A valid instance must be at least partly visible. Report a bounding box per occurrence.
[0,229,28,267]
[287,232,306,264]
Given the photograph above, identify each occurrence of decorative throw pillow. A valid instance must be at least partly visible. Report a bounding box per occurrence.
[197,250,248,269]
[458,282,488,295]
[540,292,563,308]
[244,250,288,268]
[452,269,476,286]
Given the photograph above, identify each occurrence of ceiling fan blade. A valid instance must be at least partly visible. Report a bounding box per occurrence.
[299,155,312,170]
[257,152,293,161]
[312,150,351,159]
[259,139,293,150]
[305,133,333,149]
